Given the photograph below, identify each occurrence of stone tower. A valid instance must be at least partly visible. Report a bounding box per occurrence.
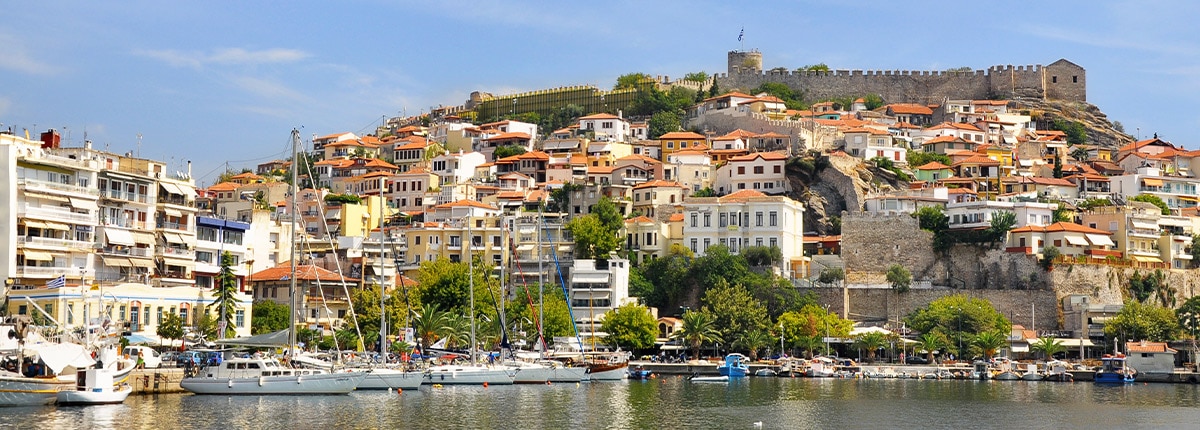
[727,50,763,75]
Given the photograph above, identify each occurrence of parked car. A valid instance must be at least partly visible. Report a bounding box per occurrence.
[905,355,929,365]
[123,346,163,368]
[160,351,179,366]
[177,351,204,367]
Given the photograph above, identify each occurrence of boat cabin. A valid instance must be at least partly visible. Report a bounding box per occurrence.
[198,357,328,379]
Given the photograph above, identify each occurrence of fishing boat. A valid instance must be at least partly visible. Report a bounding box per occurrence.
[992,357,1021,381]
[718,353,750,377]
[754,368,778,377]
[1042,360,1074,382]
[1020,363,1043,381]
[806,356,836,377]
[584,352,630,381]
[181,130,367,395]
[55,367,132,405]
[970,360,992,380]
[1,321,95,406]
[1094,354,1136,384]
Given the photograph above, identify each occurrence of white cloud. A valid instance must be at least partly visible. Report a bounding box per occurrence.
[135,47,311,68]
[0,33,59,75]
[227,75,309,103]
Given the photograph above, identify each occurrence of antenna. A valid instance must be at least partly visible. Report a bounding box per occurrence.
[136,133,143,158]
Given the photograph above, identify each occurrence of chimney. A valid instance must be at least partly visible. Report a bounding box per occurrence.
[84,140,92,150]
[40,129,60,149]
[187,160,192,179]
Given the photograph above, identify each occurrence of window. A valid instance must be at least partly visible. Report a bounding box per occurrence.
[720,213,728,227]
[774,165,781,174]
[738,166,746,175]
[690,238,698,253]
[196,251,213,264]
[1052,76,1057,83]
[754,166,764,174]
[756,238,763,247]
[769,237,777,248]
[690,213,698,228]
[1072,75,1078,83]
[703,238,711,251]
[703,213,711,227]
[769,211,778,227]
[415,235,422,245]
[756,212,763,227]
[223,231,244,245]
[667,142,674,149]
[742,213,749,227]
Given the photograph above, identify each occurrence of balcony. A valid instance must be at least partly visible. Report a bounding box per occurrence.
[102,246,153,257]
[17,266,82,278]
[1084,249,1123,258]
[18,178,99,197]
[156,221,190,232]
[99,217,146,230]
[17,236,95,250]
[157,247,196,259]
[157,196,196,208]
[18,204,96,224]
[101,189,149,204]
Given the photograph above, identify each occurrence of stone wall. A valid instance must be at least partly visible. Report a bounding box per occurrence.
[805,287,1060,333]
[716,51,1087,104]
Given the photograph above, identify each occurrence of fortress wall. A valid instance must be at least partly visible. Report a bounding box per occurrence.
[719,69,993,105]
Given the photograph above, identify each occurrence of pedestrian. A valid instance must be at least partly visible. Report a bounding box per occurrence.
[136,351,146,369]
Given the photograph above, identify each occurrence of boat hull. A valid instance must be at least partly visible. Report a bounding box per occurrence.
[56,385,133,405]
[689,375,729,383]
[547,366,587,383]
[424,366,516,385]
[719,365,748,377]
[180,372,366,395]
[0,374,74,406]
[357,369,424,390]
[1093,372,1135,384]
[586,362,628,381]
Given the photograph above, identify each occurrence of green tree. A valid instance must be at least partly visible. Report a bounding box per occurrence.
[1131,194,1170,215]
[734,330,773,362]
[691,187,716,197]
[863,94,884,110]
[904,294,1010,354]
[741,246,782,267]
[946,66,973,73]
[628,269,654,298]
[1053,152,1064,178]
[566,215,620,259]
[251,300,291,335]
[1052,205,1073,223]
[1069,145,1090,162]
[193,312,218,342]
[751,82,805,109]
[415,258,472,313]
[324,193,363,205]
[701,280,769,347]
[683,71,709,82]
[852,332,889,363]
[707,80,719,98]
[1192,235,1200,268]
[547,182,582,213]
[492,145,527,160]
[411,303,452,352]
[641,245,694,310]
[818,267,844,285]
[157,313,185,347]
[886,264,912,293]
[972,331,1007,360]
[1176,296,1200,338]
[917,332,949,363]
[614,72,652,90]
[648,111,682,139]
[1040,245,1061,271]
[673,310,722,360]
[906,151,952,168]
[987,211,1017,247]
[1051,119,1088,144]
[1030,337,1066,360]
[599,303,658,351]
[1104,300,1179,343]
[798,63,830,72]
[591,197,623,233]
[210,251,241,339]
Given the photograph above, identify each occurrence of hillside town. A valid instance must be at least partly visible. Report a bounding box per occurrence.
[4,50,1200,374]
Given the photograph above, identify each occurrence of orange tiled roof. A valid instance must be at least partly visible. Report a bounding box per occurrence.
[915,161,952,170]
[928,121,982,132]
[432,199,497,210]
[579,113,622,120]
[483,132,532,141]
[624,216,656,224]
[953,155,1001,166]
[1127,341,1177,354]
[667,213,685,222]
[718,189,769,202]
[887,103,934,115]
[251,262,355,282]
[728,151,787,162]
[206,182,240,192]
[658,131,706,140]
[633,180,684,190]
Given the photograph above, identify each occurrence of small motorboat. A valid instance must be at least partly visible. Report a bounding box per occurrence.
[718,353,750,378]
[1043,360,1074,382]
[688,375,729,383]
[754,368,777,377]
[627,365,653,380]
[1020,363,1043,381]
[56,367,133,406]
[1094,354,1136,384]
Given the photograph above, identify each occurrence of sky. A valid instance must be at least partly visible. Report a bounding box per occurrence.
[2,1,1198,186]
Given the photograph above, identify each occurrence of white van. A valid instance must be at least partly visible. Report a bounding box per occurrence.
[123,346,163,369]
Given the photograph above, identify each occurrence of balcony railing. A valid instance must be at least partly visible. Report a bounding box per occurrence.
[156,221,190,231]
[101,189,149,203]
[157,247,196,259]
[18,204,96,224]
[100,217,146,230]
[157,196,196,207]
[17,236,95,250]
[102,246,153,257]
[19,178,99,197]
[17,266,82,277]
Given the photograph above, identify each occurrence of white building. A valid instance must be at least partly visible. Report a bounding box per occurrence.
[666,149,715,195]
[680,189,805,277]
[1110,166,1200,210]
[430,150,487,204]
[578,113,631,143]
[714,152,789,195]
[194,216,252,291]
[569,258,633,343]
[946,200,1056,230]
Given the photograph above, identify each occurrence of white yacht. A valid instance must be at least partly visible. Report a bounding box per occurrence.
[180,355,366,395]
[358,368,425,390]
[424,364,516,385]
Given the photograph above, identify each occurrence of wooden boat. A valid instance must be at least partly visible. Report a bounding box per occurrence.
[627,365,653,380]
[1042,360,1074,382]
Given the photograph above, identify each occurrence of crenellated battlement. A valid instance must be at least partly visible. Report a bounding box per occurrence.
[719,51,1085,104]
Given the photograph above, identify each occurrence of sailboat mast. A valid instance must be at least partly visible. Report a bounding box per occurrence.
[287,129,300,360]
[537,206,544,352]
[468,209,476,365]
[379,176,388,361]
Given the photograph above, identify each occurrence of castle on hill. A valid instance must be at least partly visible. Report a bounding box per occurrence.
[716,50,1086,104]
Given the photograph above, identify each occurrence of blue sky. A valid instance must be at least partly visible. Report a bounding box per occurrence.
[2,1,1197,186]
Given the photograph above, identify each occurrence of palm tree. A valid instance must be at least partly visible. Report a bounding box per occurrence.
[972,331,1007,360]
[1030,337,1066,360]
[672,310,721,361]
[734,330,772,362]
[793,335,823,359]
[852,332,889,363]
[917,332,946,364]
[441,313,471,350]
[411,304,451,352]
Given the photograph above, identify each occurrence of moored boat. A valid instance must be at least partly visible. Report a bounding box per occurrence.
[180,355,366,395]
[424,364,516,385]
[718,353,749,378]
[688,375,729,383]
[1042,360,1074,382]
[1094,354,1136,384]
[358,367,425,390]
[56,367,132,405]
[1020,363,1043,381]
[628,365,653,380]
[584,353,630,381]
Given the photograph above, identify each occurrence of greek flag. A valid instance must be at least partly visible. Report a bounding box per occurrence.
[738,27,744,42]
[46,275,66,289]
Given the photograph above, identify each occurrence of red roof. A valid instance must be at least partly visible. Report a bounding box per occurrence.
[887,103,934,115]
[432,199,497,210]
[658,131,706,140]
[251,263,355,282]
[728,151,787,162]
[915,161,952,170]
[633,180,684,190]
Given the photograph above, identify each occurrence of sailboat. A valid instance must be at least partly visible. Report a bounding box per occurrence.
[180,130,366,395]
[0,317,82,406]
[421,208,516,385]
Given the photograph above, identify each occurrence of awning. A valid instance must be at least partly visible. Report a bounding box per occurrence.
[101,256,133,267]
[573,292,611,300]
[162,232,188,244]
[42,221,69,231]
[572,273,610,283]
[1086,234,1115,247]
[129,258,156,269]
[22,191,69,203]
[104,229,136,246]
[1142,178,1164,187]
[163,208,183,217]
[69,197,98,211]
[325,209,342,219]
[1064,235,1089,246]
[516,245,535,252]
[1132,255,1163,263]
[160,182,184,196]
[22,250,53,261]
[1011,344,1030,353]
[22,220,47,229]
[131,231,156,245]
[1131,220,1158,230]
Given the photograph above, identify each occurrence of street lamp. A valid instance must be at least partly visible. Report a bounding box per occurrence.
[823,304,831,356]
[779,322,785,358]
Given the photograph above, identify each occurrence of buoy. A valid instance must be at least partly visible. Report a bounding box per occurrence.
[387,388,392,393]
[483,382,489,388]
[546,381,551,385]
[397,388,403,394]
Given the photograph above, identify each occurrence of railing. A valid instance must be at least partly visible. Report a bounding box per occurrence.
[102,246,153,257]
[30,153,99,170]
[18,204,96,224]
[16,266,82,277]
[102,189,148,203]
[17,236,95,249]
[1053,255,1169,270]
[157,247,196,259]
[19,178,99,196]
[157,196,196,207]
[156,221,189,231]
[100,217,146,230]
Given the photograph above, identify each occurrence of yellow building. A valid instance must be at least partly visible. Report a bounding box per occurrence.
[658,131,708,158]
[400,215,509,278]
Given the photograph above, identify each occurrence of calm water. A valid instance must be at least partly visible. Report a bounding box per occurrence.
[7,378,1200,429]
